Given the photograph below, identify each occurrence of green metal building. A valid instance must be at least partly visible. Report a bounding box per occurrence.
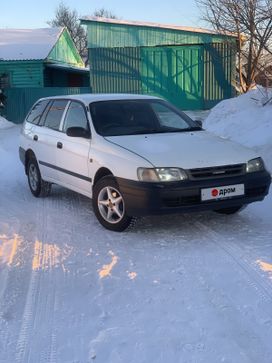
[81,17,236,110]
[0,27,88,88]
[0,27,90,122]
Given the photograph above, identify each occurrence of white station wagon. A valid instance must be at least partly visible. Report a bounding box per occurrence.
[19,94,271,231]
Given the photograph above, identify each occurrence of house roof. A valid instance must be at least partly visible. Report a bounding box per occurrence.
[81,16,236,37]
[0,28,64,61]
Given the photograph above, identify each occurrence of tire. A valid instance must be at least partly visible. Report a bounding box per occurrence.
[214,205,245,215]
[27,157,51,198]
[92,176,136,232]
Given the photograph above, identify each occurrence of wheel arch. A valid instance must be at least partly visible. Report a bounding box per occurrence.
[24,149,36,174]
[93,167,113,187]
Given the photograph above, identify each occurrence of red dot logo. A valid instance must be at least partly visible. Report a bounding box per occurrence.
[212,189,219,197]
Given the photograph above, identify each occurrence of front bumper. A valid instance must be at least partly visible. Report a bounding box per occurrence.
[116,171,271,216]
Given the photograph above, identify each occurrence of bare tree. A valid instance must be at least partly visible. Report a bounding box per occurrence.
[197,0,272,92]
[47,2,87,57]
[92,8,119,19]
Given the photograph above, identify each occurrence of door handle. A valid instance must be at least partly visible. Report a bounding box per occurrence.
[33,135,38,141]
[57,142,63,149]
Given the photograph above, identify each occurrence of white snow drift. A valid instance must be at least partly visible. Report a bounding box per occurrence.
[204,87,272,172]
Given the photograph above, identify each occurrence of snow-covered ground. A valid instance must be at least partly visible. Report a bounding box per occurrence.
[0,115,15,130]
[0,92,272,363]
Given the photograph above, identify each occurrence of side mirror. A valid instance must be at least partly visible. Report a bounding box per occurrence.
[66,127,90,139]
[194,119,203,128]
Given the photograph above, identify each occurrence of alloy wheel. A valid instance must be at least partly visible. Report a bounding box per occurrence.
[97,186,125,224]
[29,163,39,191]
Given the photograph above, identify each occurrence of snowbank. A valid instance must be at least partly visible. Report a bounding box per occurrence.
[204,88,272,172]
[0,116,15,130]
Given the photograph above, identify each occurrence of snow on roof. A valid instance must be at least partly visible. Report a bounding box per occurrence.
[81,16,235,37]
[0,28,63,61]
[46,63,89,73]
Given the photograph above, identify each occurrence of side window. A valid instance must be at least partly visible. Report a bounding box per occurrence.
[44,100,68,131]
[39,100,52,126]
[26,100,49,125]
[63,101,89,132]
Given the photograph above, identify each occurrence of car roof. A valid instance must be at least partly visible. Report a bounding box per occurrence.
[39,93,161,105]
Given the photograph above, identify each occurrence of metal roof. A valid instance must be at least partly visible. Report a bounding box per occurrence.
[0,28,63,61]
[81,16,235,37]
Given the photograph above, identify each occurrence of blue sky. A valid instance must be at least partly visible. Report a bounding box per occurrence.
[1,0,203,29]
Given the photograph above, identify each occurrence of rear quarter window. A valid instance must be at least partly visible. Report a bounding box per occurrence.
[26,100,49,125]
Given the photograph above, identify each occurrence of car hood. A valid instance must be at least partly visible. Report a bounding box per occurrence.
[105,131,257,169]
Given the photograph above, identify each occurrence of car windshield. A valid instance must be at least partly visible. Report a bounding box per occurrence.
[89,99,201,137]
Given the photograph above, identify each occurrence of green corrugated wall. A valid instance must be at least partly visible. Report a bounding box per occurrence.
[203,43,235,109]
[89,43,235,110]
[89,47,141,93]
[0,61,44,87]
[2,87,91,123]
[140,45,204,109]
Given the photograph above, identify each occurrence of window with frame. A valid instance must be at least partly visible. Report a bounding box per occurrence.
[26,100,49,125]
[44,100,68,131]
[63,101,89,132]
[0,73,10,88]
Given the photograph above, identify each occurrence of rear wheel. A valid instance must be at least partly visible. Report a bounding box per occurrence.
[93,176,135,231]
[214,205,245,215]
[27,157,51,197]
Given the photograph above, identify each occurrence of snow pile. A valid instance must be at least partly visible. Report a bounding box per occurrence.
[0,116,15,130]
[204,88,272,172]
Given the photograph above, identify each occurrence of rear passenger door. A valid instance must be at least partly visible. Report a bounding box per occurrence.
[37,99,69,182]
[55,101,92,194]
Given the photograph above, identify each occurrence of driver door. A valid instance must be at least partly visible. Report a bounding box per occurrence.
[55,101,92,194]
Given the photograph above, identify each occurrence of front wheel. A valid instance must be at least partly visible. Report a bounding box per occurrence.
[214,205,245,215]
[92,176,135,232]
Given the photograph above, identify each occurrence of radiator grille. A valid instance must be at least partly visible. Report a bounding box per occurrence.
[188,164,245,180]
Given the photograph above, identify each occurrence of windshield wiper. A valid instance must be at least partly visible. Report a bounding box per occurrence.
[124,126,202,136]
[183,126,202,132]
[128,129,163,135]
[162,126,203,133]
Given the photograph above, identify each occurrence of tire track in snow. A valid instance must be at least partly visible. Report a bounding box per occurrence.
[0,217,36,362]
[188,220,272,362]
[37,188,93,362]
[15,198,58,363]
[194,220,272,302]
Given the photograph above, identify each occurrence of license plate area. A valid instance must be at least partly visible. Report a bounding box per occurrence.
[201,184,245,201]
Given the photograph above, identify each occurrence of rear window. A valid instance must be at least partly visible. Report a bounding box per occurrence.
[26,100,49,125]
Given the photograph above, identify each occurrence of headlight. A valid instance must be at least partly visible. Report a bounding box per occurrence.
[246,157,265,173]
[137,167,188,182]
